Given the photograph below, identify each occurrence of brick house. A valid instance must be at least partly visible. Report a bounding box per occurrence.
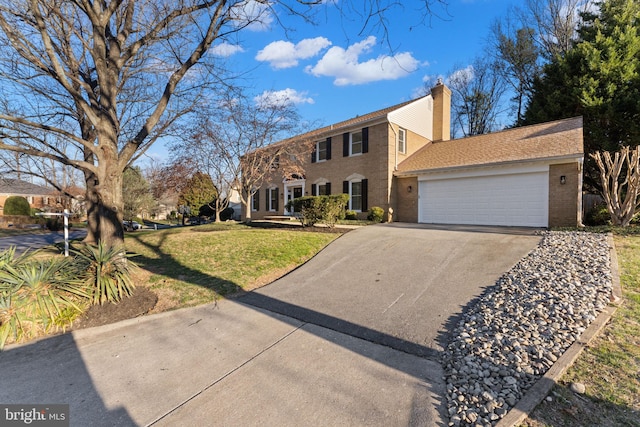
[0,178,61,215]
[244,82,584,228]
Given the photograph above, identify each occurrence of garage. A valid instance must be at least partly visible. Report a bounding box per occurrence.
[418,168,549,227]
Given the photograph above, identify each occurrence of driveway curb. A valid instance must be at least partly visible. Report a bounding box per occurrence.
[496,233,623,427]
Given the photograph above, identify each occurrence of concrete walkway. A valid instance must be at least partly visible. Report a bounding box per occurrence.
[0,224,541,426]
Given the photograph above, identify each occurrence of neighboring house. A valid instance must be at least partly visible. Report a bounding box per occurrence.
[0,178,62,215]
[244,82,584,228]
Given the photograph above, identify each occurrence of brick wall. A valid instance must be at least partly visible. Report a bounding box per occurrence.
[246,121,430,221]
[548,163,582,227]
[393,176,419,223]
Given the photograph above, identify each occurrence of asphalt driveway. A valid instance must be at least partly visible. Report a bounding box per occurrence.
[239,223,541,357]
[0,224,541,426]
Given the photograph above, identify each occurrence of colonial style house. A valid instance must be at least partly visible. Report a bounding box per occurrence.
[244,82,584,228]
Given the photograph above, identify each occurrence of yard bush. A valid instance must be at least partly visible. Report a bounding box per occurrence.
[72,242,137,305]
[367,206,385,223]
[287,194,350,227]
[345,210,358,220]
[585,204,611,226]
[3,196,31,216]
[0,249,87,349]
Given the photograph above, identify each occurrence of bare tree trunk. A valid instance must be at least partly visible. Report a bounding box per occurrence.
[591,147,640,227]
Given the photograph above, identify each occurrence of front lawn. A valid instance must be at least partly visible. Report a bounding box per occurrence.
[123,222,342,311]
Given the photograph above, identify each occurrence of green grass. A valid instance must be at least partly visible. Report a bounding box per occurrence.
[523,231,640,426]
[124,222,341,309]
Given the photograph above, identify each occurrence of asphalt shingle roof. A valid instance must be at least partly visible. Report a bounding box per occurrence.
[0,178,52,196]
[396,117,584,175]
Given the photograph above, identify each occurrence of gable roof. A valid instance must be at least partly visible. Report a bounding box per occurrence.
[396,117,584,176]
[261,96,429,151]
[0,178,52,196]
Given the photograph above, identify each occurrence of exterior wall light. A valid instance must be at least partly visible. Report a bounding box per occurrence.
[560,175,566,185]
[407,185,413,193]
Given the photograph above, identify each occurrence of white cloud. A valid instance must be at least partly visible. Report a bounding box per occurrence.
[448,65,475,86]
[210,42,245,57]
[230,0,273,31]
[306,36,420,86]
[253,88,315,108]
[256,37,332,69]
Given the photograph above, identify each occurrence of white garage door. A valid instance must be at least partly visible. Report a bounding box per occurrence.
[418,171,549,227]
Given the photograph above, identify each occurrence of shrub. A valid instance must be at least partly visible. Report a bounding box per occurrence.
[0,251,86,349]
[287,194,350,227]
[4,196,31,216]
[287,196,324,226]
[72,242,137,305]
[323,194,350,227]
[367,206,385,223]
[585,204,611,226]
[220,207,235,221]
[345,210,358,220]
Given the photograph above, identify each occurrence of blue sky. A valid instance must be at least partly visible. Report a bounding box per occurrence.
[147,0,517,163]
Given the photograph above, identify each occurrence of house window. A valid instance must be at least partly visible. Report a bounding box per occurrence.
[398,128,407,154]
[316,140,327,162]
[343,178,367,212]
[350,181,362,211]
[268,187,278,212]
[251,190,259,211]
[350,131,363,156]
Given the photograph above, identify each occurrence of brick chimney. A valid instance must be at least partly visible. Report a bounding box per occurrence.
[431,79,451,142]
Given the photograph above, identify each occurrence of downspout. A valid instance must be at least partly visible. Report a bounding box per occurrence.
[390,123,398,170]
[578,157,584,226]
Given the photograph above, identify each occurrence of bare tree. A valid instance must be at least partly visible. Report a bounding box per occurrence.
[591,147,640,227]
[448,58,507,137]
[0,0,445,247]
[176,90,311,223]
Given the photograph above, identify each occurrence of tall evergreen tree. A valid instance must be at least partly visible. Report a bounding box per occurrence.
[523,0,640,188]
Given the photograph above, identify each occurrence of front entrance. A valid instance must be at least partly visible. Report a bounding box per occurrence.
[284,179,305,215]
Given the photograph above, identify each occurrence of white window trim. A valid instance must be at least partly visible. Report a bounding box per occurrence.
[251,189,259,212]
[398,128,407,154]
[350,131,363,157]
[267,186,278,212]
[348,179,363,212]
[316,140,327,162]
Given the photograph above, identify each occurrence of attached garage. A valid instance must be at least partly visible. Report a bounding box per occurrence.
[394,117,585,228]
[418,167,549,227]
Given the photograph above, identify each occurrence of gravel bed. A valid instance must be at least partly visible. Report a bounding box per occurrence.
[442,231,613,426]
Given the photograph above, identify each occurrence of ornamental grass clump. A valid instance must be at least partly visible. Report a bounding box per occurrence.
[73,242,137,305]
[0,251,86,349]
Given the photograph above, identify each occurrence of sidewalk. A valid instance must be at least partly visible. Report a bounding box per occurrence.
[0,300,445,426]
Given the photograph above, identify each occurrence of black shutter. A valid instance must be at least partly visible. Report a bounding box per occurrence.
[343,133,349,157]
[266,188,270,210]
[274,188,279,212]
[326,182,331,194]
[254,190,259,211]
[362,127,369,153]
[343,180,349,195]
[311,184,317,196]
[311,149,316,163]
[326,137,332,160]
[361,179,368,211]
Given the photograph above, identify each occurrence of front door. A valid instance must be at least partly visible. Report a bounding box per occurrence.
[284,181,305,215]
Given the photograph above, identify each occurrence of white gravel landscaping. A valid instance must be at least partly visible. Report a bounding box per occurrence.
[442,231,613,426]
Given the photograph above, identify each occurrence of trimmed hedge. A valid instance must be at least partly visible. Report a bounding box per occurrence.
[4,196,31,216]
[287,194,350,228]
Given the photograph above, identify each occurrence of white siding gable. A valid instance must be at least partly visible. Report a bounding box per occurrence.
[387,96,433,140]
